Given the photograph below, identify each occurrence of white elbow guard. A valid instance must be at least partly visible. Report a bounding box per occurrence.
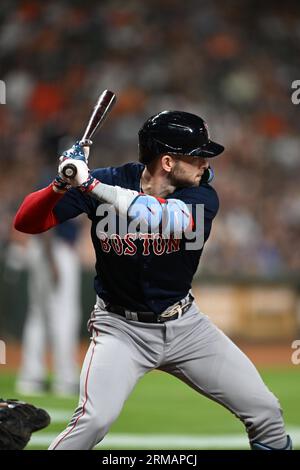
[128,196,192,235]
[128,195,162,232]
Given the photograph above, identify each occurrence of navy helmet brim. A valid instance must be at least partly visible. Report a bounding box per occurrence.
[189,140,224,158]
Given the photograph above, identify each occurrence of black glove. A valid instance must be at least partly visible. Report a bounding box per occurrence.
[0,398,51,450]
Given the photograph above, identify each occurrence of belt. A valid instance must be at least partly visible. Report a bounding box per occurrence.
[103,293,194,324]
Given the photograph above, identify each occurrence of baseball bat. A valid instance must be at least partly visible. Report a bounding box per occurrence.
[62,90,116,178]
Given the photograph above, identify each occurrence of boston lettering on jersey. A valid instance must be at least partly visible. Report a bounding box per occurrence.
[98,232,181,256]
[53,162,219,315]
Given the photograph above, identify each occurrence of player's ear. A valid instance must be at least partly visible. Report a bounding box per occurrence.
[161,154,175,173]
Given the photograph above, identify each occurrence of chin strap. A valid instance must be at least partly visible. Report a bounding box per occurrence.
[251,435,292,450]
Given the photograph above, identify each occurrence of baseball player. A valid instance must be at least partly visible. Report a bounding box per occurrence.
[14,111,292,450]
[16,221,81,397]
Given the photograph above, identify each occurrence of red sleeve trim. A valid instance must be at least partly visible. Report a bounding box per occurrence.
[155,196,167,204]
[186,212,195,232]
[14,184,64,234]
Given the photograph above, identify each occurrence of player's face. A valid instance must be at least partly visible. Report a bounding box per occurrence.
[169,155,210,188]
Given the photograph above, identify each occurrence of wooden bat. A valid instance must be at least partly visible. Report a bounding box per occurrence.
[62,90,116,178]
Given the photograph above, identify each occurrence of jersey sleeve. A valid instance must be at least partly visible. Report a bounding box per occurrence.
[53,167,114,223]
[53,188,95,223]
[173,183,219,217]
[171,183,219,242]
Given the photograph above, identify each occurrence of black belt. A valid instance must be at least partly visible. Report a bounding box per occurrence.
[105,294,193,324]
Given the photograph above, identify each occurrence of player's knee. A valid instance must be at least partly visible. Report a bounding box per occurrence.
[88,411,117,437]
[257,393,282,425]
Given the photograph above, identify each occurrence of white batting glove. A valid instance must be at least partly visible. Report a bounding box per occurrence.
[58,158,90,187]
[53,141,99,192]
[57,158,99,193]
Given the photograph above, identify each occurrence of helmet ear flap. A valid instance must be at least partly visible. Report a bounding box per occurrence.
[201,167,214,184]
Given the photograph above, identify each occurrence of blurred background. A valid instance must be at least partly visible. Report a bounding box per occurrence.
[0,0,299,449]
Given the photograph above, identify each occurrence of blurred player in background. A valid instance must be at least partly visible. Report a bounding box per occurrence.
[15,220,82,396]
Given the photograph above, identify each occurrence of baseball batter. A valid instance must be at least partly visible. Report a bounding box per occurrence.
[14,111,291,450]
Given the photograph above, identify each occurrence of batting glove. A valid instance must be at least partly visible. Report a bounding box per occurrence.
[52,141,87,192]
[57,141,99,192]
[52,174,71,192]
[61,141,90,163]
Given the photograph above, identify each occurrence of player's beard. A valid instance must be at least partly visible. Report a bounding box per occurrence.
[169,160,200,189]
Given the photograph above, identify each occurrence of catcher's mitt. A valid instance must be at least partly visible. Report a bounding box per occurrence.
[0,398,51,450]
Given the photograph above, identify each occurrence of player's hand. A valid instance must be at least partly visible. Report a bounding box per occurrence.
[61,141,90,163]
[57,141,89,185]
[55,158,99,193]
[58,158,90,187]
[52,141,88,192]
[53,141,99,192]
[58,141,90,187]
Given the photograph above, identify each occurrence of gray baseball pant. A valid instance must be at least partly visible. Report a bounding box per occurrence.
[49,300,288,450]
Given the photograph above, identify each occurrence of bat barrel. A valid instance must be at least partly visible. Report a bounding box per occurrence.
[61,90,116,180]
[81,90,116,142]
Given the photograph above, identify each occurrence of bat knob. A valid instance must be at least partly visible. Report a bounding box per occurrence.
[62,163,77,179]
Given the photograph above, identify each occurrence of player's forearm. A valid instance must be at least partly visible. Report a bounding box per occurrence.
[14,185,63,234]
[90,182,139,215]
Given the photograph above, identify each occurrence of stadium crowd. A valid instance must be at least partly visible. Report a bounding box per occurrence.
[0,0,299,277]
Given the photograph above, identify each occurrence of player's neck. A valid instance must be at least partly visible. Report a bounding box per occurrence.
[140,167,176,198]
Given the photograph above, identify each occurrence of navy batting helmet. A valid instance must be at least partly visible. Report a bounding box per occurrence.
[138,110,224,165]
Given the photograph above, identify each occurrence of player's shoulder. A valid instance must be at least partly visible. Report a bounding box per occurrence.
[172,183,219,217]
[172,182,219,205]
[91,162,143,189]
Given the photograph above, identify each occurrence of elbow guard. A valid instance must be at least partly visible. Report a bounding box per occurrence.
[128,195,192,236]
